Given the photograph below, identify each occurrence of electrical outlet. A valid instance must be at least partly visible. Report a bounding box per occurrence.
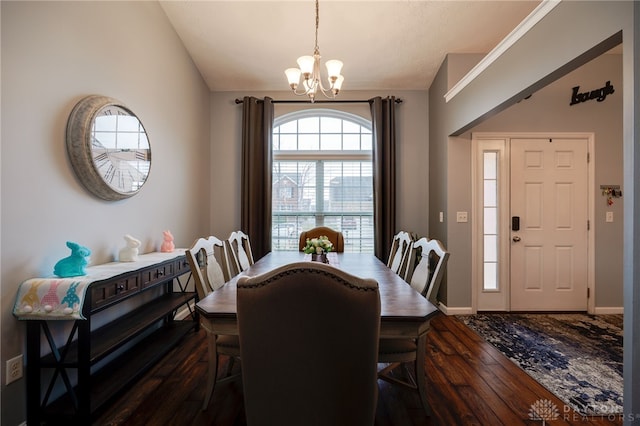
[6,354,23,385]
[456,211,468,223]
[606,211,614,222]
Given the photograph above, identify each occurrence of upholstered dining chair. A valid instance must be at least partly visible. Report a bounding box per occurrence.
[185,236,241,410]
[298,226,345,252]
[387,231,414,277]
[236,262,380,426]
[224,230,254,278]
[377,237,449,400]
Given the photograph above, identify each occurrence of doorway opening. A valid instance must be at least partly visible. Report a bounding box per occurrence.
[471,133,595,313]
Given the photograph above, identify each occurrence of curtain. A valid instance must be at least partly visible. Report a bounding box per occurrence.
[369,96,397,262]
[241,96,274,259]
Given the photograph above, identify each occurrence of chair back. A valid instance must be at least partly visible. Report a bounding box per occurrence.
[224,230,254,277]
[237,262,380,426]
[407,237,450,305]
[185,236,228,300]
[387,231,413,276]
[298,226,345,252]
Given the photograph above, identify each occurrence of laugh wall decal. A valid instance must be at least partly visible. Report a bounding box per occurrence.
[570,80,615,106]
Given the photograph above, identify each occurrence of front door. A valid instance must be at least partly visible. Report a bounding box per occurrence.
[509,138,588,311]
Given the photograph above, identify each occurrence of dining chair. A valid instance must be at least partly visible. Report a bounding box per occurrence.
[405,237,450,305]
[387,231,414,277]
[377,237,449,400]
[185,236,241,410]
[236,262,380,426]
[298,226,345,252]
[224,230,254,277]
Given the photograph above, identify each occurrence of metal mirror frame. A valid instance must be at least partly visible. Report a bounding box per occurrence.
[66,95,151,201]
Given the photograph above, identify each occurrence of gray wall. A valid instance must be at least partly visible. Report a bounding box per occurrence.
[209,90,429,242]
[429,0,639,418]
[1,2,210,424]
[468,53,624,309]
[431,3,628,312]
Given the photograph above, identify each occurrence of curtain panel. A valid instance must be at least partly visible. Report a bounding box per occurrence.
[369,96,397,262]
[241,96,274,259]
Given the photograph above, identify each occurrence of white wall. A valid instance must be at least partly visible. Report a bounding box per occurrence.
[209,90,429,242]
[0,2,210,423]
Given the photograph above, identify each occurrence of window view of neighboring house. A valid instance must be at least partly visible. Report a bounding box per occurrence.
[272,110,374,252]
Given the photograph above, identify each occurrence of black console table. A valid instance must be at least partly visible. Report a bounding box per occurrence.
[15,251,197,425]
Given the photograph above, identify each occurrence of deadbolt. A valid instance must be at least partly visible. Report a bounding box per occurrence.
[512,236,521,242]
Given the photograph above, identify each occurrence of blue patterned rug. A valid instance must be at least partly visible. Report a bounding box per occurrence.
[459,313,623,416]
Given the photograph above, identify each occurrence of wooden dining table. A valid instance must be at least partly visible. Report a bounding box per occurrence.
[195,251,440,414]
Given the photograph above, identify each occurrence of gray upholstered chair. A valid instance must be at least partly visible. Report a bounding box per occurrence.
[237,262,380,426]
[377,237,449,399]
[185,236,240,410]
[299,226,345,252]
[224,230,254,277]
[386,231,414,277]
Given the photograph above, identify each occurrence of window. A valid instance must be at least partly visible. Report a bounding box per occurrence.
[272,110,374,252]
[483,151,499,290]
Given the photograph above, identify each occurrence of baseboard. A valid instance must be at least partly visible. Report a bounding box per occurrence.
[437,303,473,315]
[175,302,196,320]
[438,304,623,315]
[593,307,624,315]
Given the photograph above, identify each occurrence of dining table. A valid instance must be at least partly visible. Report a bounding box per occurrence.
[195,250,440,414]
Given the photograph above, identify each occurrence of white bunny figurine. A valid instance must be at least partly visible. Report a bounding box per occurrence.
[119,234,141,262]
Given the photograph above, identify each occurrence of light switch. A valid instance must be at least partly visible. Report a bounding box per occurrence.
[606,211,614,222]
[456,211,468,223]
[439,212,444,223]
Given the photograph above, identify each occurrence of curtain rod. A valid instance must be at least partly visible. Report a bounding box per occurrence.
[234,98,402,104]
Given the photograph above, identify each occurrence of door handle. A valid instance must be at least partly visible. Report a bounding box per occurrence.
[512,236,521,242]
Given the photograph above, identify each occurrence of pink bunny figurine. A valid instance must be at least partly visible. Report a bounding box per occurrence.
[161,230,175,253]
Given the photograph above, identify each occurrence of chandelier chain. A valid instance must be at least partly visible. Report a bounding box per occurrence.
[314,0,320,54]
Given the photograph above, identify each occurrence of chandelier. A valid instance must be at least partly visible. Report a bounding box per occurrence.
[284,0,344,102]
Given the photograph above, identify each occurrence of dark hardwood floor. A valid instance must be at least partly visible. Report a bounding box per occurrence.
[94,314,622,426]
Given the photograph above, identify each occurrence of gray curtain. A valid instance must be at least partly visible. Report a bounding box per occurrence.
[369,96,397,262]
[241,96,274,259]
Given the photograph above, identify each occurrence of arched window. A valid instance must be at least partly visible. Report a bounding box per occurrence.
[272,109,374,252]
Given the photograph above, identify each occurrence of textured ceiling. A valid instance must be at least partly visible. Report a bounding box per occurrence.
[160,1,541,92]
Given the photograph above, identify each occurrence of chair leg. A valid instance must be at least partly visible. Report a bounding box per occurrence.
[415,333,432,416]
[202,333,219,411]
[225,356,235,377]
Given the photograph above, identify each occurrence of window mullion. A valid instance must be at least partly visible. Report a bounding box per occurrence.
[316,160,324,226]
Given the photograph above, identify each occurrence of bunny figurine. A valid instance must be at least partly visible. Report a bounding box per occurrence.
[119,234,141,262]
[53,241,91,277]
[160,230,175,253]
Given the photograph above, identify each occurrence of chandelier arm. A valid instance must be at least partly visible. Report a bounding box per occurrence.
[284,0,341,101]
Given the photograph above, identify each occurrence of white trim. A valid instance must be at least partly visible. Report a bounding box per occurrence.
[471,132,595,313]
[444,0,561,103]
[472,138,510,313]
[437,303,474,316]
[594,307,624,315]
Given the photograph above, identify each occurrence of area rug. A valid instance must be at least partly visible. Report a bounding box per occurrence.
[458,313,623,416]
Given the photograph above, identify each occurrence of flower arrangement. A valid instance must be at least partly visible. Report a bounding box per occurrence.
[303,236,333,255]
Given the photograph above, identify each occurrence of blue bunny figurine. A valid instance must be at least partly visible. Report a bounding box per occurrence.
[53,241,91,278]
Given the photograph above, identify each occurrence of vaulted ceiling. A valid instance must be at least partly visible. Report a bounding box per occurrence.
[160,1,541,92]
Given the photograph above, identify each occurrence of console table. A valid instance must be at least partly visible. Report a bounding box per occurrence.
[14,251,197,425]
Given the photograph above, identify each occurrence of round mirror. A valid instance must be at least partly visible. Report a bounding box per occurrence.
[66,95,152,201]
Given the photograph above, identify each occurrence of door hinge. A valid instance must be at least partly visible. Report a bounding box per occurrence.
[587,152,590,163]
[587,287,590,299]
[587,220,590,231]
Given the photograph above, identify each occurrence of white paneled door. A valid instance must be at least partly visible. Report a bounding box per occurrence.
[510,138,588,311]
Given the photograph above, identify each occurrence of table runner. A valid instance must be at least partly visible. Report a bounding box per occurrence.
[13,250,185,320]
